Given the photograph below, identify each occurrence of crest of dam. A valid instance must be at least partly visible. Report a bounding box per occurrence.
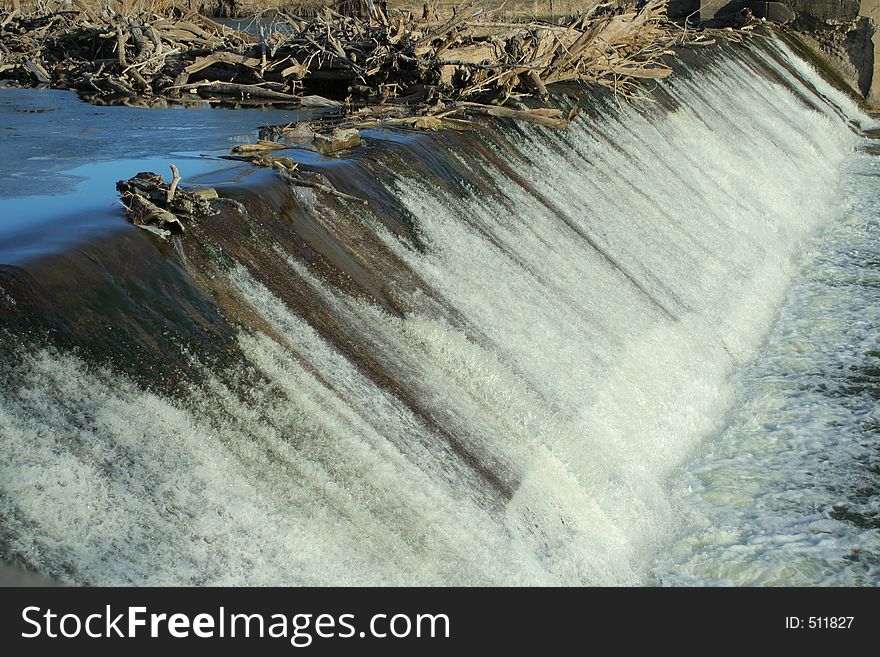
[0,34,875,585]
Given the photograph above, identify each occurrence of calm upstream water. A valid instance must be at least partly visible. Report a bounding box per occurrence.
[0,88,322,262]
[0,36,878,585]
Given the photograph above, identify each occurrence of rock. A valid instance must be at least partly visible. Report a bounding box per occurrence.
[284,122,317,144]
[667,0,700,19]
[691,1,846,24]
[258,122,315,143]
[787,1,861,22]
[231,140,289,155]
[863,2,880,106]
[412,116,443,131]
[313,127,362,155]
[190,187,219,200]
[757,2,796,23]
[788,0,880,105]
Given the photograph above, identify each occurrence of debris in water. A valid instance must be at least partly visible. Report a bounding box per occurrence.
[231,140,292,155]
[313,127,362,154]
[0,0,727,129]
[116,165,219,237]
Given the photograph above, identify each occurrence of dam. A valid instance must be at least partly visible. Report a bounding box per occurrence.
[1,17,878,585]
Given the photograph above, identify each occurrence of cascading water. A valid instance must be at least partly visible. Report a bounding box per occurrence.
[0,35,876,585]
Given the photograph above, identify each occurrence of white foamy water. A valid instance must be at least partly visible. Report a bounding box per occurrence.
[763,38,880,132]
[652,148,880,586]
[0,40,873,585]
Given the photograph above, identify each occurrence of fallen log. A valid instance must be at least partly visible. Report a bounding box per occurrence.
[279,169,368,204]
[134,194,183,233]
[301,95,343,108]
[231,140,292,154]
[458,102,581,129]
[22,58,50,83]
[179,81,300,101]
[183,51,263,76]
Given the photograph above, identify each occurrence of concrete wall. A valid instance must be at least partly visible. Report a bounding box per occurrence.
[668,0,700,19]
[785,1,861,21]
[860,1,880,105]
[669,1,880,107]
[677,0,860,22]
[788,0,879,105]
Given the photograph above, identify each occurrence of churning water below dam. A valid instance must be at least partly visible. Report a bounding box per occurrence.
[0,35,878,586]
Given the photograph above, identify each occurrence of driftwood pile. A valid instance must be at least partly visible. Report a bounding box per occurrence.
[117,166,219,238]
[116,152,367,239]
[2,1,736,239]
[0,3,259,102]
[0,0,708,124]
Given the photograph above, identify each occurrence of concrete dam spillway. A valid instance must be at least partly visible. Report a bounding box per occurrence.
[0,34,879,585]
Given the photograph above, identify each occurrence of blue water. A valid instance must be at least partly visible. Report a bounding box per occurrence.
[0,88,317,263]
